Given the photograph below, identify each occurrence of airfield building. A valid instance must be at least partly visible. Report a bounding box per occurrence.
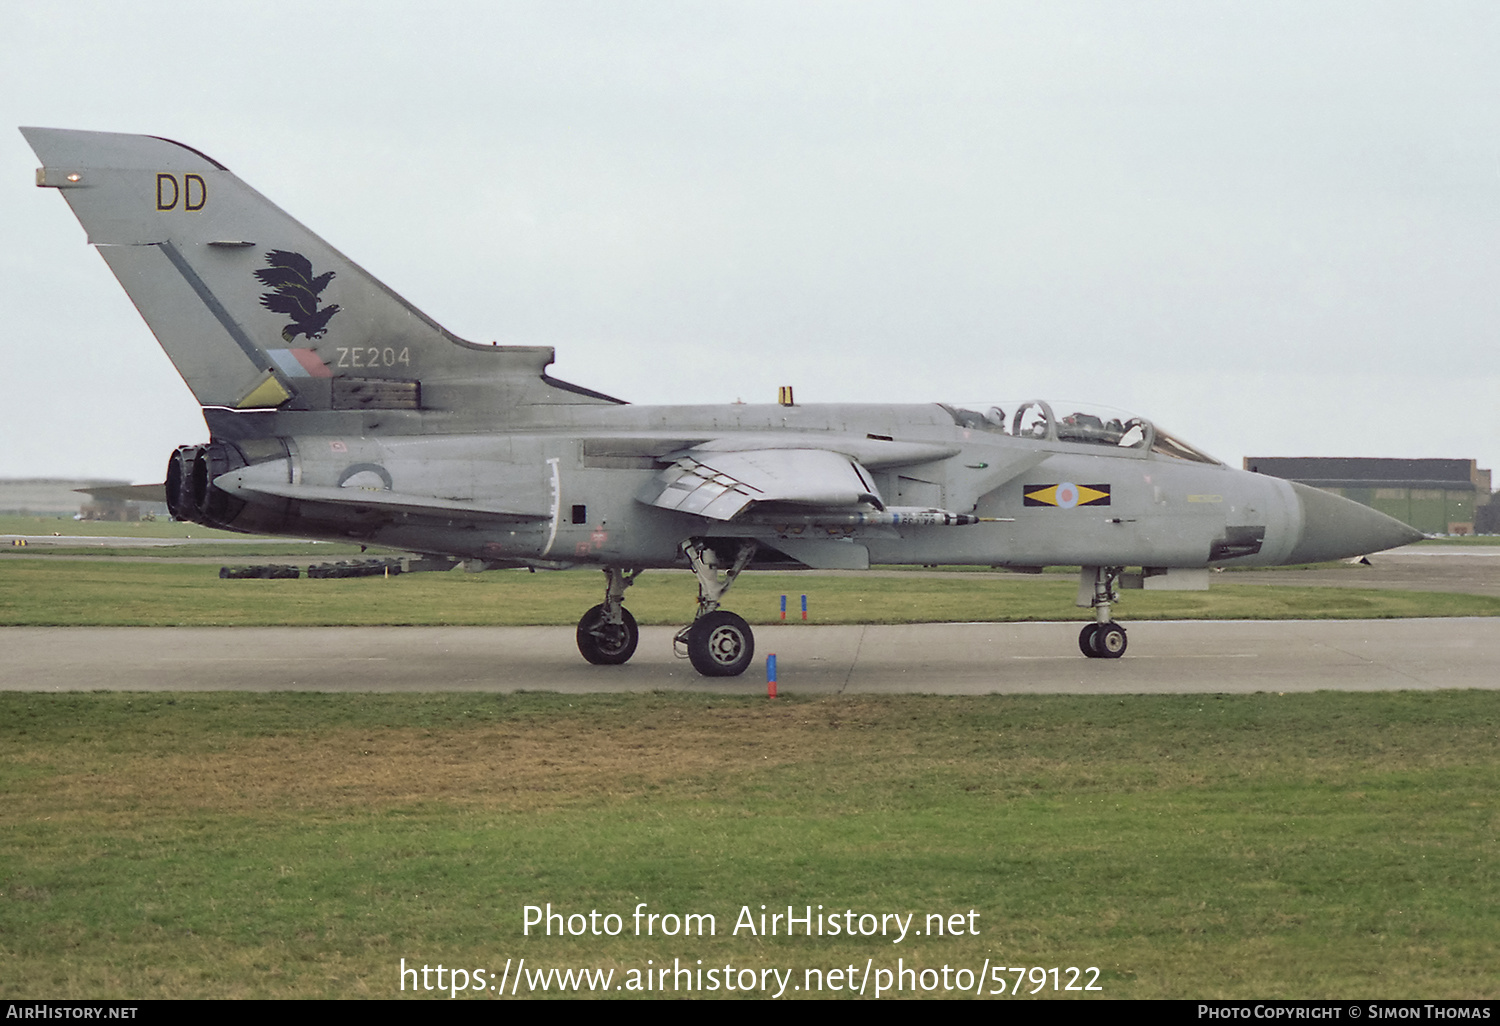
[1242,457,1493,536]
[0,478,168,521]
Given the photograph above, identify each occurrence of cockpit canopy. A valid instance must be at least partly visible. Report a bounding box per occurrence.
[941,400,1221,465]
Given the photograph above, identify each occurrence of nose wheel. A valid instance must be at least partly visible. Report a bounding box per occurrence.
[1079,621,1127,659]
[1078,623,1098,656]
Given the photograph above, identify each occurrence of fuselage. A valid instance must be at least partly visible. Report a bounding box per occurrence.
[183,399,1418,572]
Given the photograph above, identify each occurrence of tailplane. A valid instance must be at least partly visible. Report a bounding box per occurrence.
[23,127,619,416]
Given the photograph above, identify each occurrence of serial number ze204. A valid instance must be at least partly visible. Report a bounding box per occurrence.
[992,966,1103,994]
[335,346,410,369]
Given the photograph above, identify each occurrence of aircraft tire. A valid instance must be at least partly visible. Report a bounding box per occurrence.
[686,610,755,677]
[576,605,639,665]
[1096,623,1128,659]
[1078,623,1101,658]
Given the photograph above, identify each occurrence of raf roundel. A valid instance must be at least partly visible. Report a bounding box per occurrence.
[1023,483,1111,508]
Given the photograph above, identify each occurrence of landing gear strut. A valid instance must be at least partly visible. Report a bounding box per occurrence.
[675,539,757,677]
[1078,565,1127,659]
[576,567,641,665]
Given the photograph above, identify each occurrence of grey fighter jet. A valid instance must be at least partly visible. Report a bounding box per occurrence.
[22,127,1423,676]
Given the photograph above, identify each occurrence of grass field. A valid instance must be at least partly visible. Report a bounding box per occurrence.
[0,544,374,559]
[0,515,242,539]
[3,559,1499,626]
[3,547,1495,1000]
[0,515,380,558]
[1,691,1495,999]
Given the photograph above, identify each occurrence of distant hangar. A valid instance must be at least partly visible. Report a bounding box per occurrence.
[1244,457,1495,536]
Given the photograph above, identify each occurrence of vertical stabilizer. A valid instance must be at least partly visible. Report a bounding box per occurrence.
[22,127,619,415]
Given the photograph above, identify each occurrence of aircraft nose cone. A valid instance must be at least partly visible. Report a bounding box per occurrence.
[1285,481,1425,564]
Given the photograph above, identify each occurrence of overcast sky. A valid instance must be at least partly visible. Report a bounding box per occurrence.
[3,1,1496,485]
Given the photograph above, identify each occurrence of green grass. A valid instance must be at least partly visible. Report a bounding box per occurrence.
[2,543,376,559]
[0,514,244,539]
[0,515,380,558]
[1,691,1495,999]
[2,560,1498,626]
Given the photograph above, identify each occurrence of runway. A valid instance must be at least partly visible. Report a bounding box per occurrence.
[4,618,1497,694]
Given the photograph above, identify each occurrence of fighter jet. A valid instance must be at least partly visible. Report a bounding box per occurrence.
[22,127,1423,676]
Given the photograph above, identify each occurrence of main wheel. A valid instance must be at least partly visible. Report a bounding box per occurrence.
[576,604,639,665]
[1095,622,1127,659]
[1078,623,1101,658]
[686,610,755,677]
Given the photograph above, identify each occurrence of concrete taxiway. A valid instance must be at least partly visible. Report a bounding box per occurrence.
[4,542,1497,694]
[4,618,1497,694]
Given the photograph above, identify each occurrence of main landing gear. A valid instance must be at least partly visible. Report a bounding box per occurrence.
[1078,565,1128,659]
[573,541,760,678]
[576,567,641,665]
[675,539,758,677]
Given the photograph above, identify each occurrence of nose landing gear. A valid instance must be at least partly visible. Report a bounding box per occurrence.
[1078,566,1128,659]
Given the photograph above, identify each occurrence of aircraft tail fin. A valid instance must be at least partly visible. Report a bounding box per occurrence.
[22,127,619,415]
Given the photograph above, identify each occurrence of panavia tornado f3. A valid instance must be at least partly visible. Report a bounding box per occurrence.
[23,127,1423,676]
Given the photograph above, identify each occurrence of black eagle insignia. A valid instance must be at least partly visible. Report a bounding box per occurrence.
[254,250,341,341]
